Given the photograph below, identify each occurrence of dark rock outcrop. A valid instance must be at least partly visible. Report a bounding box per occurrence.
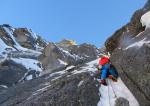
[110,29,150,106]
[40,42,99,73]
[105,0,150,53]
[105,0,150,106]
[0,60,27,87]
[115,97,129,106]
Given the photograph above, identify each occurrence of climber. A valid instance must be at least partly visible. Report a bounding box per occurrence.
[98,56,118,86]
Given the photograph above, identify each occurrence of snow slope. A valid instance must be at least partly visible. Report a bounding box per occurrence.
[98,78,139,106]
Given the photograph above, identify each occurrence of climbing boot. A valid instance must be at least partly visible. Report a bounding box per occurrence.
[100,79,107,86]
[108,75,117,82]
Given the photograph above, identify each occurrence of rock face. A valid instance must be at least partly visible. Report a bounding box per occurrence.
[105,0,150,106]
[40,41,100,74]
[105,0,150,53]
[13,28,47,50]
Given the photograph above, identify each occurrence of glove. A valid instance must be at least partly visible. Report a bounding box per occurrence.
[97,65,102,70]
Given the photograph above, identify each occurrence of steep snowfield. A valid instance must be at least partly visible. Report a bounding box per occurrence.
[141,11,150,29]
[98,78,139,106]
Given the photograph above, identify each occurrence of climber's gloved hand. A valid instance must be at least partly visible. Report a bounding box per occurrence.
[97,65,102,70]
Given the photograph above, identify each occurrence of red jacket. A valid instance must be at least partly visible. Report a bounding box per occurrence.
[99,57,110,66]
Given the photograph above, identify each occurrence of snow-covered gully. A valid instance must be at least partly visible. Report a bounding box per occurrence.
[97,78,139,106]
[84,59,139,106]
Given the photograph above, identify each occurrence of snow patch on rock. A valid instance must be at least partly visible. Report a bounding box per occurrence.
[58,59,68,65]
[124,38,150,50]
[26,75,33,80]
[0,85,8,88]
[78,80,84,87]
[141,11,150,29]
[11,58,43,72]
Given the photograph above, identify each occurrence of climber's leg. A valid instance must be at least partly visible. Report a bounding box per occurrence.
[109,68,118,78]
[109,68,118,82]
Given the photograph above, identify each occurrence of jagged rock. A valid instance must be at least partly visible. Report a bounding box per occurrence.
[0,25,16,48]
[105,0,150,53]
[14,28,47,50]
[40,42,68,73]
[40,42,99,74]
[13,28,37,49]
[115,97,129,106]
[110,29,150,105]
[56,39,76,49]
[68,43,99,60]
[105,1,150,105]
[0,24,46,51]
[36,35,47,48]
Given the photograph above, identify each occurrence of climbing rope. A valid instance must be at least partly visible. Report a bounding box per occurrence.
[107,79,118,106]
[107,79,112,106]
[108,79,117,98]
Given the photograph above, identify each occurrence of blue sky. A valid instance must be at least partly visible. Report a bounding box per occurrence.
[0,0,147,47]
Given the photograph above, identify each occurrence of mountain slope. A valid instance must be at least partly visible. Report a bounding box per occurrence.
[0,24,100,95]
[0,59,139,106]
[0,59,100,106]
